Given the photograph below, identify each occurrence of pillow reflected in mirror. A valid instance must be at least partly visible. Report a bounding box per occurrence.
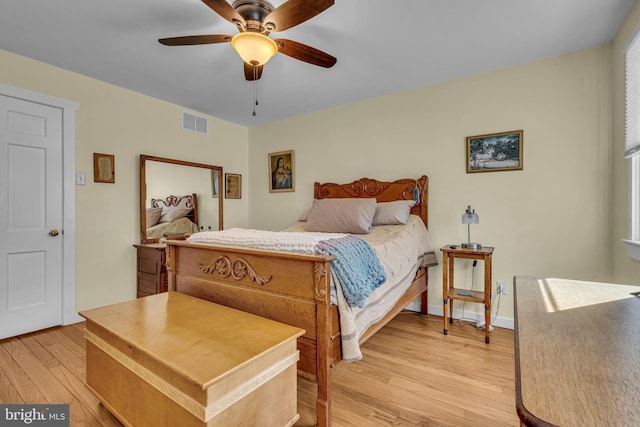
[146,207,162,227]
[159,208,191,224]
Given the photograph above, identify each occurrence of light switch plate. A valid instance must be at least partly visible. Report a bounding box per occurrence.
[76,173,86,185]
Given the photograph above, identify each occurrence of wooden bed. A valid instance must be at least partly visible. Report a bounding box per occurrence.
[165,176,429,427]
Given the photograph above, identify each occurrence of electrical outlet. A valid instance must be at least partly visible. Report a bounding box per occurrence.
[497,281,507,295]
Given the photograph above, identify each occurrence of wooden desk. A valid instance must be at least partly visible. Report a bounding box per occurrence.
[80,292,304,427]
[514,276,640,427]
[441,245,494,343]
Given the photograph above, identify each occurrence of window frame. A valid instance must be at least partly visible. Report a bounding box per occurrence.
[624,28,640,261]
[623,156,640,260]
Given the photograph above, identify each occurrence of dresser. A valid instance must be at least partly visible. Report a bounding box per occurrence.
[133,243,167,298]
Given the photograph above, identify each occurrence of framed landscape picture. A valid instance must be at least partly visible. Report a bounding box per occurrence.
[268,150,295,193]
[466,130,523,173]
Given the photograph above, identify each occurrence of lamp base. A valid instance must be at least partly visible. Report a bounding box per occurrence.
[461,242,482,250]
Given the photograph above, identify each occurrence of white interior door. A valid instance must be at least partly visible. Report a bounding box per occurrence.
[0,94,64,339]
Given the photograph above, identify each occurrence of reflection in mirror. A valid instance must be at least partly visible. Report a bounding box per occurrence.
[140,155,223,243]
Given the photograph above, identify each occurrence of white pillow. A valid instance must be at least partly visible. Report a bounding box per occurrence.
[146,207,162,227]
[373,200,416,225]
[303,198,377,234]
[159,208,191,223]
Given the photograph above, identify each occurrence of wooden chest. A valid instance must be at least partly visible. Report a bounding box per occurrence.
[79,292,304,427]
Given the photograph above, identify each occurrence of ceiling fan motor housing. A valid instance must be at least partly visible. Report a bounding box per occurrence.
[233,0,275,32]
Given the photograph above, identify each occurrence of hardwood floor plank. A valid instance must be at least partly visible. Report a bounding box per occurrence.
[0,334,105,426]
[19,333,61,370]
[0,339,48,403]
[61,323,88,349]
[31,328,86,380]
[0,366,26,404]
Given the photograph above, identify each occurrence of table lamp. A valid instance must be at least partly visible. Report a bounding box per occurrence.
[461,205,481,250]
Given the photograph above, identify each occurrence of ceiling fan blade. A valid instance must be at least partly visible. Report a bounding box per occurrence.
[244,62,264,81]
[159,34,232,46]
[201,0,245,26]
[275,39,336,68]
[264,0,334,32]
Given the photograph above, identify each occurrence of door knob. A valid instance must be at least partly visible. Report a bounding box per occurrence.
[49,229,59,237]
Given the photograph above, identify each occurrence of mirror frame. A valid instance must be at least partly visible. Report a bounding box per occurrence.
[140,154,223,244]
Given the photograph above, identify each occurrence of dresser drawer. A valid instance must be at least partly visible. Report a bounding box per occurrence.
[138,275,159,295]
[138,256,162,275]
[134,244,168,298]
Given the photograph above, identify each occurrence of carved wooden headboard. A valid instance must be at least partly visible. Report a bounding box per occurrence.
[313,176,428,227]
[151,193,199,225]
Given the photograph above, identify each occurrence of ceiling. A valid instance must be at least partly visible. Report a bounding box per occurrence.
[0,0,635,127]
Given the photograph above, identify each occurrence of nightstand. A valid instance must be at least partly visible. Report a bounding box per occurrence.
[440,245,494,343]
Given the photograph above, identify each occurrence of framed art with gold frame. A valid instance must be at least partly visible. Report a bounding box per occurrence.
[268,150,294,192]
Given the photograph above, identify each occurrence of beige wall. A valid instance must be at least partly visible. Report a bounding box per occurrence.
[248,45,615,324]
[613,1,640,283]
[0,49,249,311]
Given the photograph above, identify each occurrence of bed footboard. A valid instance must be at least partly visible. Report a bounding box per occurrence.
[166,241,336,426]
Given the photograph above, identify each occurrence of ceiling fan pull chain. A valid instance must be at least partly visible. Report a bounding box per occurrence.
[252,65,258,116]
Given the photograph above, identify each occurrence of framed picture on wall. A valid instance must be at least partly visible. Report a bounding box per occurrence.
[93,153,115,183]
[225,173,241,199]
[268,150,295,193]
[466,130,523,173]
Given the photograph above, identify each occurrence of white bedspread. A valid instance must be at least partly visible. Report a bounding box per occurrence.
[187,227,347,253]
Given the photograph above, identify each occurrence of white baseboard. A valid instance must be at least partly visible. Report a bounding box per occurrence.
[63,312,85,326]
[404,300,514,330]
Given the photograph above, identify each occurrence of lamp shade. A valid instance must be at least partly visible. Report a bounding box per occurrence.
[231,32,278,66]
[461,205,481,249]
[461,205,479,224]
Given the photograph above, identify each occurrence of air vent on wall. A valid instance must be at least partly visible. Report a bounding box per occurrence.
[182,111,208,135]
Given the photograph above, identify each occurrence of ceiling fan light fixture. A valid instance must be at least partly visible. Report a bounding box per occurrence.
[231,32,278,66]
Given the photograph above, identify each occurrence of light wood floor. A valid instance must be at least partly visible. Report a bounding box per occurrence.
[0,313,519,427]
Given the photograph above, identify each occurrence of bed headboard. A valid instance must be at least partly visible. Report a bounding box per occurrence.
[313,176,428,227]
[151,193,199,225]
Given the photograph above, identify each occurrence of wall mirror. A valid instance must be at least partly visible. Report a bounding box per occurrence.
[140,154,223,243]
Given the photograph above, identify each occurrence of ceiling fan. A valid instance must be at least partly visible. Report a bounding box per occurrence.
[159,0,337,81]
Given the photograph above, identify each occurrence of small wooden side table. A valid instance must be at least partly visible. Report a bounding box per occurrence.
[441,245,494,343]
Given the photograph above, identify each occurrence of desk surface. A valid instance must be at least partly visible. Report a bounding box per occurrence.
[514,277,640,427]
[80,291,304,388]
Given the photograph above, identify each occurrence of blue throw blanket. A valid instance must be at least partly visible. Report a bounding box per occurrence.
[315,235,387,308]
